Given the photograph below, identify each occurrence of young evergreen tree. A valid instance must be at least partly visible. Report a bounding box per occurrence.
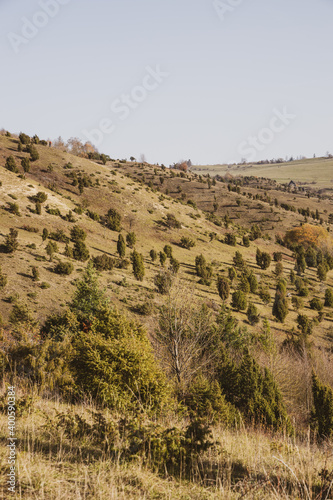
[311,372,333,438]
[163,244,173,258]
[117,234,126,258]
[317,263,328,282]
[5,228,19,253]
[243,235,250,247]
[272,289,289,323]
[106,208,122,232]
[170,257,180,274]
[28,145,39,161]
[132,250,145,281]
[218,349,293,433]
[126,232,136,248]
[231,290,247,311]
[0,266,8,289]
[42,228,49,242]
[73,241,90,262]
[21,158,30,173]
[70,262,108,320]
[324,288,333,307]
[46,241,58,261]
[233,251,245,269]
[228,267,237,282]
[159,251,167,266]
[5,156,18,173]
[217,276,230,302]
[70,225,86,243]
[150,249,157,262]
[247,303,260,325]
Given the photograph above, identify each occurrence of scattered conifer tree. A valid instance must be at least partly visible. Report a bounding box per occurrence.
[217,276,230,302]
[126,232,136,248]
[5,228,19,253]
[117,234,126,258]
[311,372,333,439]
[132,250,145,281]
[5,156,18,173]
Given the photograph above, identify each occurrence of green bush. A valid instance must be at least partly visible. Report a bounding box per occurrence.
[117,234,126,258]
[9,303,35,325]
[311,372,333,439]
[19,132,30,144]
[28,145,39,161]
[8,202,20,216]
[243,235,250,247]
[70,225,86,242]
[247,303,260,325]
[72,310,168,412]
[92,254,114,271]
[46,241,58,261]
[132,250,145,281]
[73,241,90,262]
[5,228,19,253]
[256,249,271,270]
[169,257,180,274]
[218,349,293,433]
[32,266,39,281]
[272,290,289,323]
[225,233,237,246]
[184,374,237,424]
[163,244,173,258]
[5,156,18,173]
[180,236,196,249]
[49,229,69,243]
[324,288,333,307]
[54,261,74,275]
[310,297,324,311]
[106,208,122,232]
[150,249,157,262]
[273,252,283,262]
[291,296,304,311]
[165,213,181,229]
[0,267,8,289]
[233,251,245,269]
[154,271,173,294]
[228,267,237,282]
[297,314,313,335]
[317,263,329,282]
[159,251,167,266]
[217,276,230,302]
[126,232,136,248]
[21,158,30,173]
[231,290,247,311]
[195,255,213,285]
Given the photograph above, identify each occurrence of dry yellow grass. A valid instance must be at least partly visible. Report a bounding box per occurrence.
[0,389,332,499]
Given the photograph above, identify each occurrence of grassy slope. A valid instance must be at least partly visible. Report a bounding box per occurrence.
[0,393,332,499]
[1,134,333,498]
[1,134,333,348]
[192,157,333,191]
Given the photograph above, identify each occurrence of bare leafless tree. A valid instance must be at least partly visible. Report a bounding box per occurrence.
[154,281,214,386]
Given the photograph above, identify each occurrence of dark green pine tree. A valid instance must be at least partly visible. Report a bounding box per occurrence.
[218,349,293,434]
[132,250,145,281]
[117,234,126,258]
[311,372,333,438]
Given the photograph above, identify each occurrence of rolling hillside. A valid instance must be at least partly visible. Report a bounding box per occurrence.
[192,156,333,192]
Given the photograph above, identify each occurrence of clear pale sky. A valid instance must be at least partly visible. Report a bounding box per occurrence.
[1,0,332,165]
